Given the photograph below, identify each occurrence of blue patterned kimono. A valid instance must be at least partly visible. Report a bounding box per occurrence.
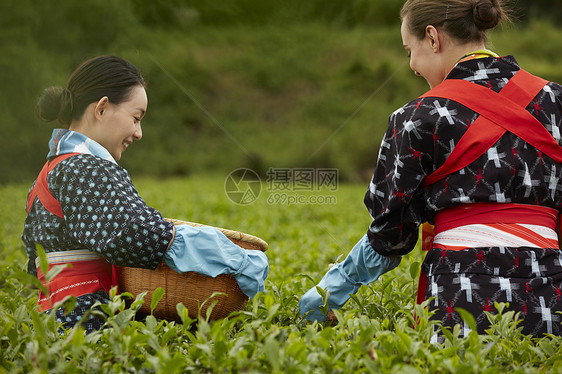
[23,129,174,332]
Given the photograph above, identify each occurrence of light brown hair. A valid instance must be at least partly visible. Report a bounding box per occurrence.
[400,0,510,43]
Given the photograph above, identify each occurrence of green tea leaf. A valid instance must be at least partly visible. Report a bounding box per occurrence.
[455,307,477,332]
[409,261,420,280]
[114,309,136,329]
[45,263,70,283]
[52,295,76,316]
[130,291,147,310]
[35,244,49,277]
[11,270,48,295]
[150,287,165,313]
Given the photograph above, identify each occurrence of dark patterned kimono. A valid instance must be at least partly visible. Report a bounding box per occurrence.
[363,55,562,337]
[23,132,174,332]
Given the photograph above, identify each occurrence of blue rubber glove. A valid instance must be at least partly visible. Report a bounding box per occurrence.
[164,224,269,298]
[298,235,401,321]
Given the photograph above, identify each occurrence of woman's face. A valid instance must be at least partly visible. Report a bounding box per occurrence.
[96,85,147,161]
[401,19,445,89]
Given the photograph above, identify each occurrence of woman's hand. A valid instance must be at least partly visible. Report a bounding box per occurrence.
[298,235,401,321]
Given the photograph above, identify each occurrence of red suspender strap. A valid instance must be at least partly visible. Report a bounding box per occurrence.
[26,164,48,214]
[421,69,555,186]
[26,153,79,217]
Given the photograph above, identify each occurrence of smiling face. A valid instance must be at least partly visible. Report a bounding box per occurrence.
[401,18,445,89]
[94,85,147,161]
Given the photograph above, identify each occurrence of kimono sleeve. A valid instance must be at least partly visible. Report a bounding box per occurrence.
[364,104,434,257]
[56,155,174,269]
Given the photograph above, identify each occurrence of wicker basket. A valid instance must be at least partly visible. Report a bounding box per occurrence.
[119,219,268,322]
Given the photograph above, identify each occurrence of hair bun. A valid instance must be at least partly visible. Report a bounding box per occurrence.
[36,86,74,125]
[473,0,501,30]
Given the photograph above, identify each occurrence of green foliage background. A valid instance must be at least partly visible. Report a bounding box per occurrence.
[1,0,562,184]
[3,177,562,372]
[2,2,562,370]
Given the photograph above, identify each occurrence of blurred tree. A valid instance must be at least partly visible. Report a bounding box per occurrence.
[0,0,561,184]
[515,0,562,23]
[0,0,138,183]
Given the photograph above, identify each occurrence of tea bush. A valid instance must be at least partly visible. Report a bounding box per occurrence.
[2,177,562,373]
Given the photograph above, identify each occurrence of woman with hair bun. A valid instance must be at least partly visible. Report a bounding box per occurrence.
[24,55,268,333]
[300,0,562,338]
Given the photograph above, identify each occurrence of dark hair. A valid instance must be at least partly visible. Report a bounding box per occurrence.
[400,0,510,44]
[36,55,145,126]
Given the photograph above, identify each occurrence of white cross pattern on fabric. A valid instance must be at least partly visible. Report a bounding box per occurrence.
[466,62,500,81]
[544,85,556,103]
[520,163,540,198]
[546,165,560,200]
[430,326,440,344]
[491,182,507,203]
[403,119,423,139]
[534,296,553,334]
[525,251,546,277]
[369,221,389,233]
[380,138,391,152]
[462,321,472,338]
[393,158,404,180]
[549,115,560,141]
[499,77,509,88]
[391,107,405,118]
[447,139,456,157]
[368,181,386,199]
[453,274,479,303]
[429,272,443,307]
[430,101,457,125]
[487,147,505,168]
[431,280,439,307]
[491,277,514,302]
[452,188,471,204]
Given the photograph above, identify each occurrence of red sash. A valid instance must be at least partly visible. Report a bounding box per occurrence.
[27,153,120,310]
[421,69,557,186]
[36,259,112,312]
[416,69,561,304]
[26,153,79,217]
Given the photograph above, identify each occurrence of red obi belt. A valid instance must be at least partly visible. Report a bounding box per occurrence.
[35,251,115,312]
